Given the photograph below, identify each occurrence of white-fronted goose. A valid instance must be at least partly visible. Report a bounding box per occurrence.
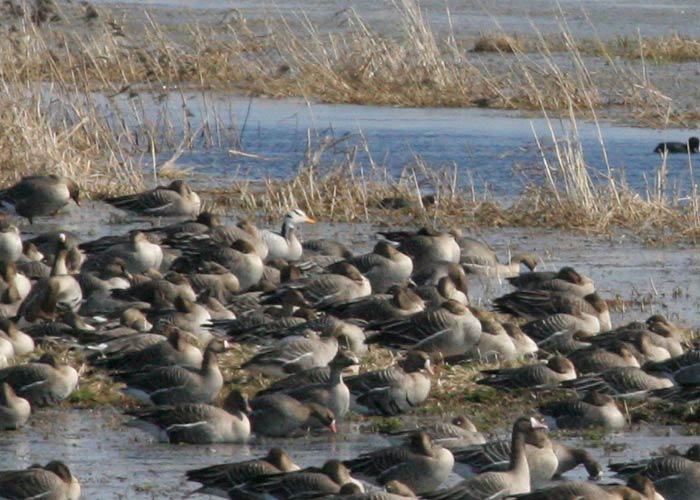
[126,389,251,444]
[0,460,81,500]
[458,234,538,277]
[507,266,595,296]
[510,476,657,499]
[411,262,469,298]
[423,416,548,500]
[503,323,539,358]
[609,444,700,479]
[0,382,30,429]
[277,261,372,308]
[204,219,268,260]
[105,179,200,217]
[388,415,485,447]
[415,275,469,308]
[249,394,337,437]
[464,311,517,362]
[85,231,164,274]
[187,261,241,301]
[551,442,603,479]
[563,366,673,398]
[345,431,454,494]
[347,241,413,293]
[0,353,78,407]
[328,285,425,322]
[242,333,339,377]
[0,319,34,356]
[379,227,460,275]
[0,221,22,263]
[477,356,576,392]
[262,208,316,262]
[0,175,80,223]
[116,339,229,405]
[186,447,301,497]
[539,390,626,430]
[366,300,481,358]
[567,342,641,374]
[346,351,433,416]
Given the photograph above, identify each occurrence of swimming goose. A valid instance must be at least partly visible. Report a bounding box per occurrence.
[249,394,337,437]
[379,227,461,275]
[0,221,22,263]
[0,382,31,429]
[242,333,339,377]
[105,179,201,217]
[266,349,359,417]
[328,285,425,322]
[0,353,78,407]
[231,460,357,499]
[0,460,81,500]
[539,390,626,430]
[346,350,433,416]
[346,241,413,293]
[186,447,301,497]
[116,338,229,405]
[507,266,595,296]
[422,416,548,500]
[344,431,454,494]
[366,300,481,358]
[126,389,251,444]
[477,356,576,392]
[387,415,486,447]
[654,136,700,154]
[0,175,80,223]
[562,366,673,398]
[262,208,316,262]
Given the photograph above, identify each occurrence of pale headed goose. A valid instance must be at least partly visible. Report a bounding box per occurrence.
[477,356,576,392]
[539,390,626,430]
[0,353,78,407]
[186,447,300,497]
[366,300,481,359]
[249,393,337,437]
[126,389,251,444]
[0,382,31,429]
[262,208,316,262]
[116,338,230,405]
[344,431,454,494]
[347,241,413,293]
[423,416,549,500]
[0,174,80,223]
[105,179,201,217]
[0,460,81,500]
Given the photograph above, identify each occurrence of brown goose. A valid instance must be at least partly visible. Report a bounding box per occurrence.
[327,285,425,322]
[477,356,576,392]
[539,390,626,430]
[0,354,78,407]
[125,389,251,444]
[379,227,460,275]
[347,241,413,293]
[0,460,81,499]
[551,442,603,479]
[0,381,30,429]
[0,175,80,223]
[567,342,641,374]
[0,221,22,263]
[186,447,301,497]
[415,274,469,308]
[249,394,337,437]
[563,366,673,398]
[422,417,548,500]
[344,431,454,494]
[387,415,486,447]
[242,333,339,377]
[105,179,201,217]
[507,266,595,296]
[510,475,658,499]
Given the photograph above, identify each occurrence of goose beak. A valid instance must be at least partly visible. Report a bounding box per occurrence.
[305,216,317,224]
[530,417,548,430]
[329,420,338,434]
[425,360,435,375]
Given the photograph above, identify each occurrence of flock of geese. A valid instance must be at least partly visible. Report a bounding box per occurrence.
[0,175,699,499]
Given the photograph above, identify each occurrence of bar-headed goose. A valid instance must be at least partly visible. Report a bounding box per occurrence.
[262,209,316,262]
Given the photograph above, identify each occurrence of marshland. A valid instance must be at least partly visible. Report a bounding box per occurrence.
[2,0,700,498]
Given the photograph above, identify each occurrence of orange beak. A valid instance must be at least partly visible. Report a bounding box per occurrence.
[305,216,317,224]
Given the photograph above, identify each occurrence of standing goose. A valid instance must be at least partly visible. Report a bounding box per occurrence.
[0,175,80,223]
[477,356,576,392]
[0,381,31,429]
[115,339,229,405]
[186,447,301,497]
[422,417,548,500]
[262,208,316,262]
[0,354,78,407]
[125,389,251,444]
[105,179,201,217]
[249,393,337,437]
[344,431,454,494]
[366,300,482,359]
[0,460,81,500]
[347,241,413,293]
[539,390,626,430]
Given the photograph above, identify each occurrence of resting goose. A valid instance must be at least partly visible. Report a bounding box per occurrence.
[328,285,425,322]
[379,227,460,275]
[477,356,576,392]
[387,415,485,447]
[0,175,80,223]
[507,266,595,296]
[0,381,31,429]
[539,390,626,430]
[0,354,78,407]
[563,366,673,398]
[262,208,316,262]
[347,241,413,293]
[0,460,81,500]
[241,333,339,377]
[249,394,337,437]
[105,179,201,217]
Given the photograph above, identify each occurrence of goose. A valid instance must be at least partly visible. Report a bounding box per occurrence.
[346,241,413,293]
[654,136,700,154]
[0,460,81,500]
[205,219,269,260]
[327,285,425,322]
[464,312,518,362]
[249,394,337,437]
[379,227,461,275]
[187,261,241,301]
[0,354,78,407]
[186,447,301,497]
[415,275,469,308]
[551,442,603,479]
[510,474,659,499]
[422,416,548,500]
[506,266,595,296]
[125,389,251,444]
[115,339,229,405]
[562,366,673,398]
[0,175,80,223]
[477,356,576,392]
[0,382,31,429]
[459,235,537,277]
[262,208,316,261]
[321,481,416,500]
[0,221,22,263]
[83,231,164,274]
[231,460,358,499]
[387,415,486,447]
[366,300,482,359]
[264,349,359,417]
[113,271,197,305]
[151,296,212,340]
[609,444,700,478]
[78,256,131,294]
[25,231,84,271]
[344,431,454,494]
[0,319,34,356]
[539,390,626,430]
[411,261,469,296]
[0,333,13,366]
[241,333,339,377]
[105,179,201,217]
[503,323,539,358]
[346,350,433,416]
[567,343,641,374]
